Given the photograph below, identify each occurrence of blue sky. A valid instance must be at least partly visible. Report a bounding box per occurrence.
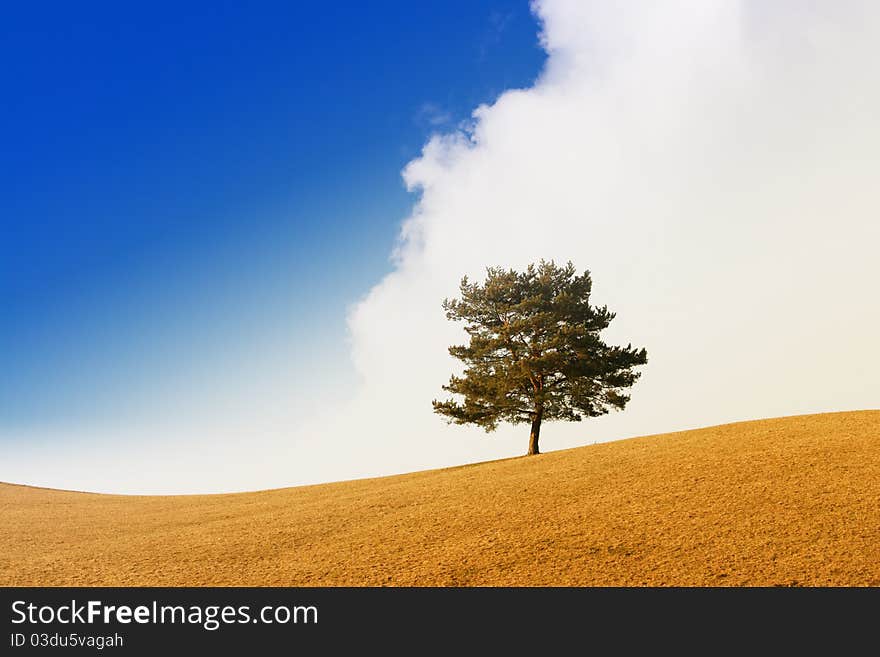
[1,2,544,435]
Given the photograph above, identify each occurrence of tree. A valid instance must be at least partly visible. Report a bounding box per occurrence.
[433,261,648,456]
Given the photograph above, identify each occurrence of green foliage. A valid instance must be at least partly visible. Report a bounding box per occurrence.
[433,261,648,433]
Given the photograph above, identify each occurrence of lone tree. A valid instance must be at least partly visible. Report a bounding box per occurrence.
[433,261,648,456]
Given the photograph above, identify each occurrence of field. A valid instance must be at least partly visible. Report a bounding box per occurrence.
[1,411,878,586]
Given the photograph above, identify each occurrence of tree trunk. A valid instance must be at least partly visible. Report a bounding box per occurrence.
[527,407,543,455]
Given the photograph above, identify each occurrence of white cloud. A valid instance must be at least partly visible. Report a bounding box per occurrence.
[4,0,878,493]
[416,102,453,127]
[336,0,880,480]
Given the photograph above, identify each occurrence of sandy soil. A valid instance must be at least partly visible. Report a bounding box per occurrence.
[1,410,878,586]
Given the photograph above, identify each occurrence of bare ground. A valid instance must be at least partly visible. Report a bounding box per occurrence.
[1,411,878,586]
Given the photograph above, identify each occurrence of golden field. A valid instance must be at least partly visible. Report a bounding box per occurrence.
[1,411,878,586]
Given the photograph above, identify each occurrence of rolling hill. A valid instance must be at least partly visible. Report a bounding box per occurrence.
[1,411,878,586]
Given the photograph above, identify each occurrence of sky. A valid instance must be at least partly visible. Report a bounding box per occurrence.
[3,1,878,494]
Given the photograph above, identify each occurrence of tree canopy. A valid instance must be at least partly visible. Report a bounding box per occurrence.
[433,261,648,455]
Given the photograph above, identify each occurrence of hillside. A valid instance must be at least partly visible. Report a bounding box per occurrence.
[1,411,878,586]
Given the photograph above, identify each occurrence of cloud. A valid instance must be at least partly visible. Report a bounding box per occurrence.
[415,102,453,128]
[4,0,878,493]
[478,9,515,61]
[337,0,880,479]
